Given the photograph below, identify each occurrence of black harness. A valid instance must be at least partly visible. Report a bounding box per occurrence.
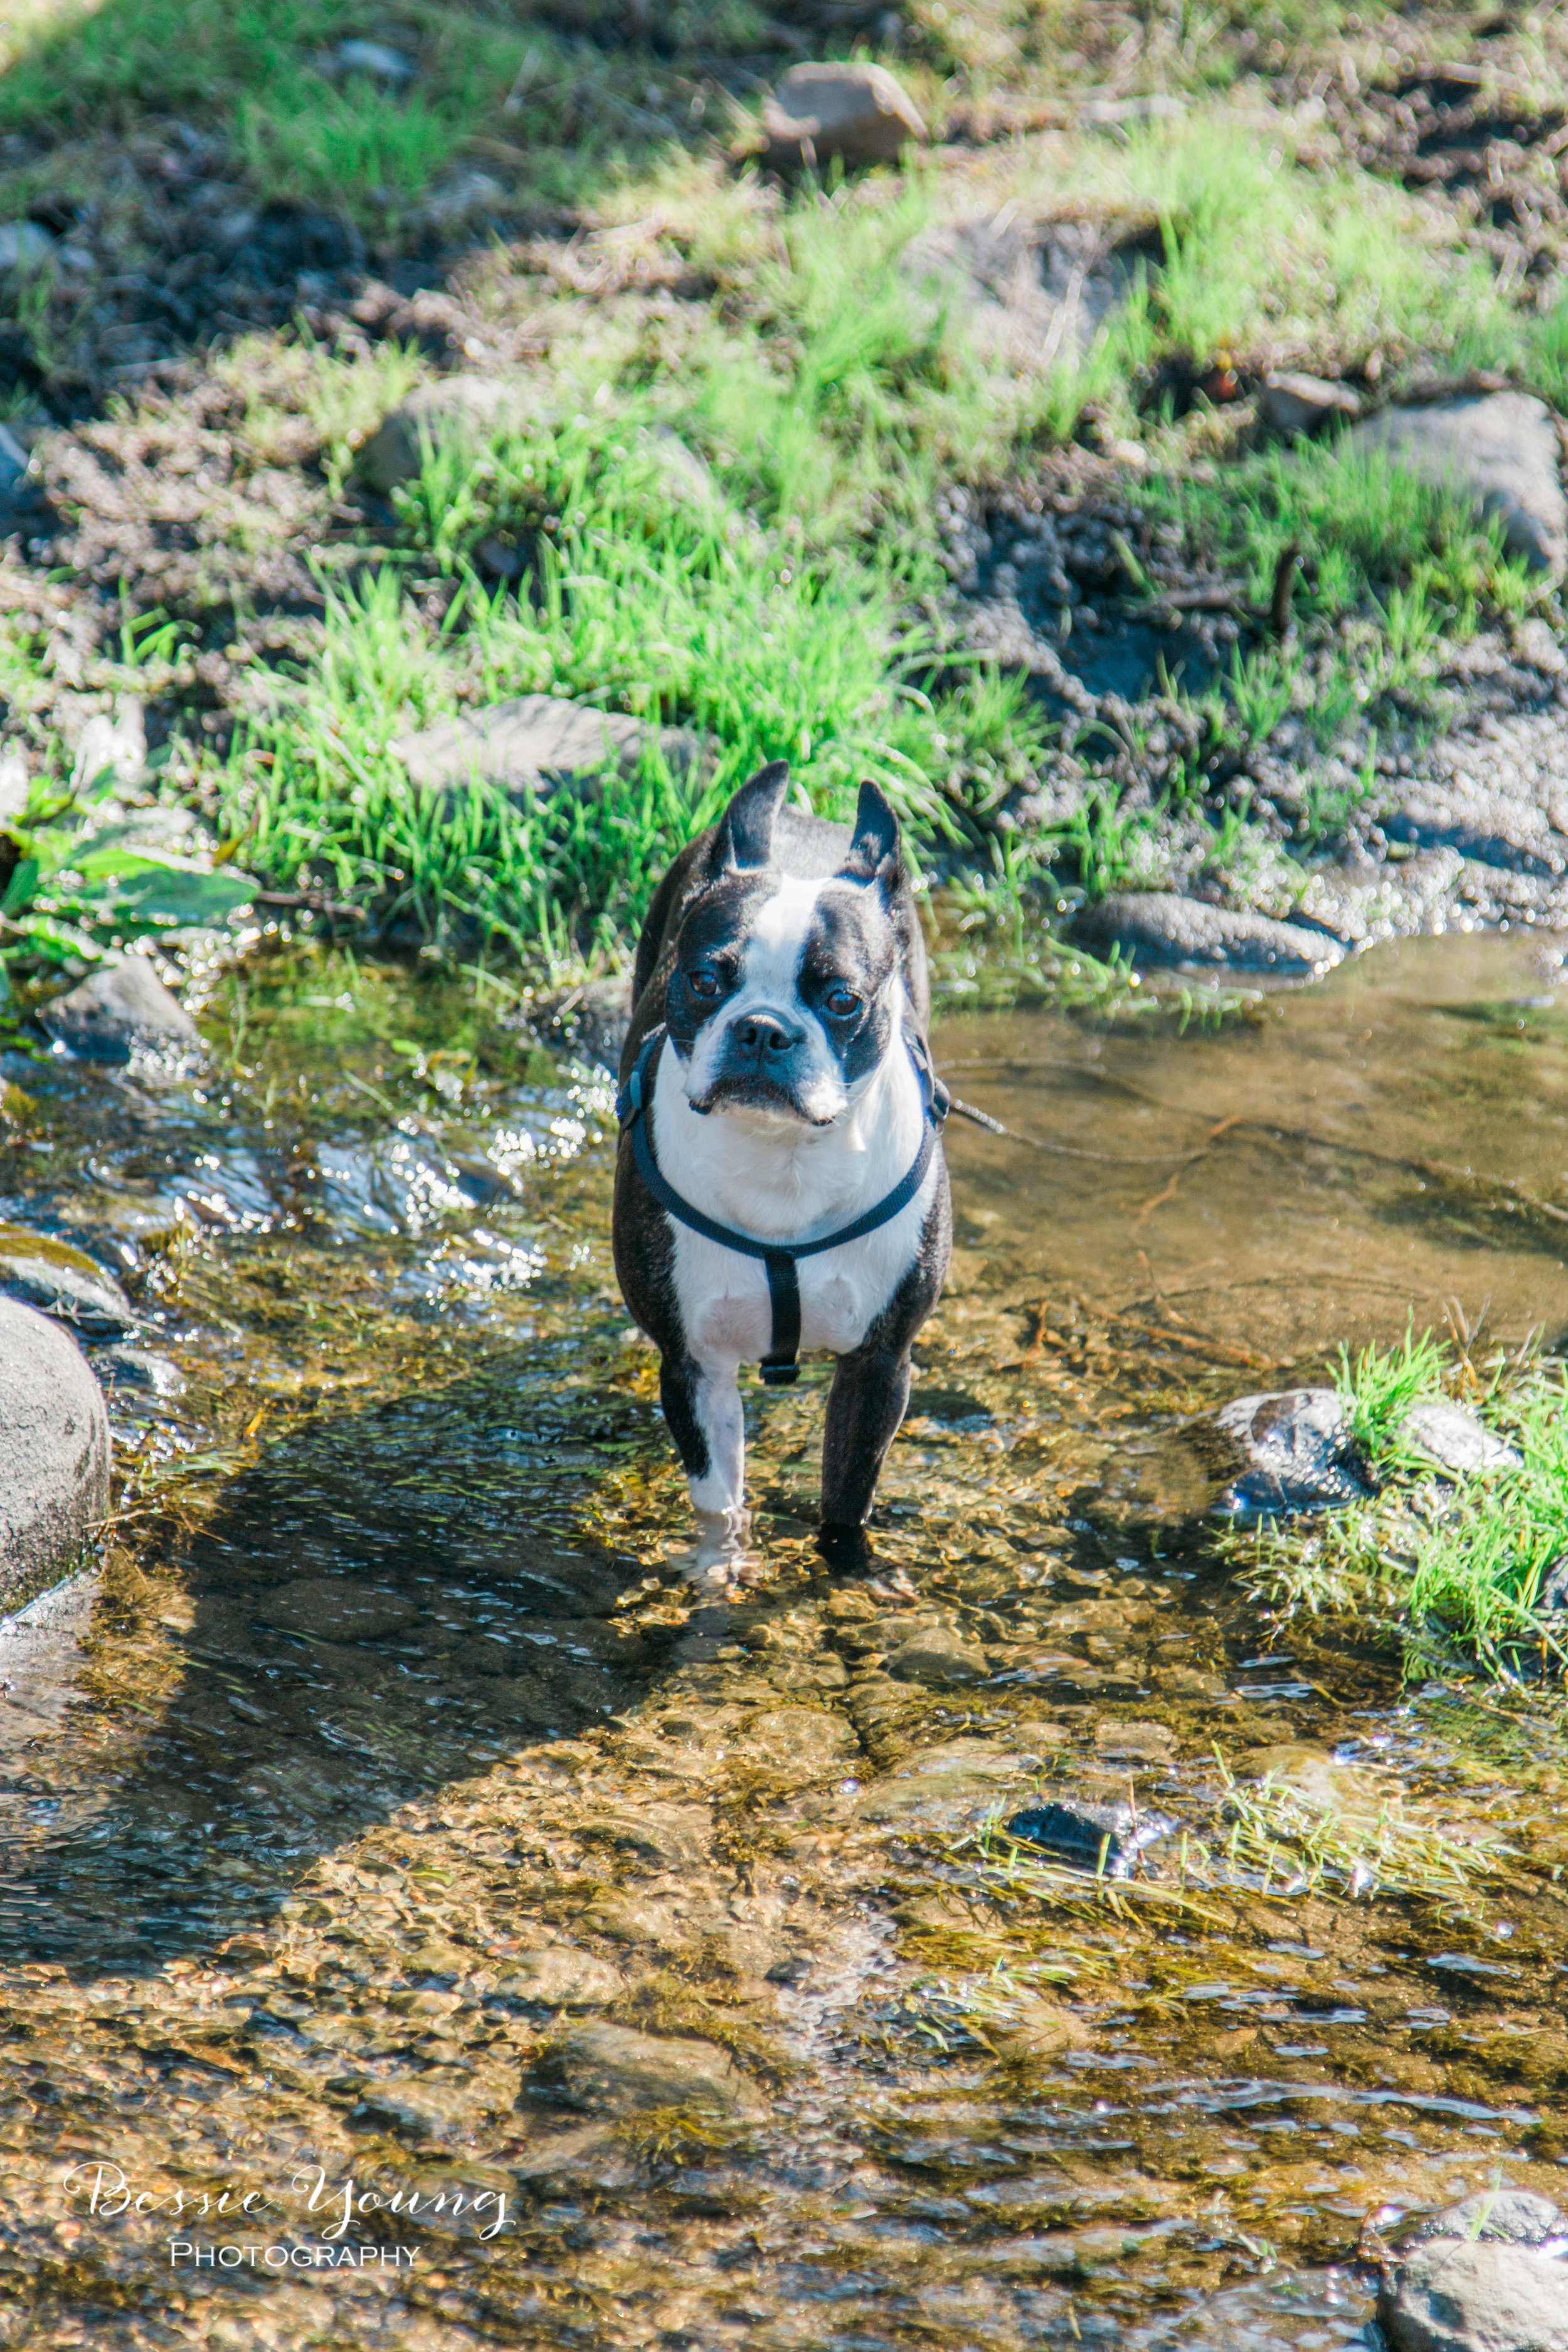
[617,1025,948,1387]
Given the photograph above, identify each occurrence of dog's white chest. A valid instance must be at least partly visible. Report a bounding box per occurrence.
[650,1043,931,1369]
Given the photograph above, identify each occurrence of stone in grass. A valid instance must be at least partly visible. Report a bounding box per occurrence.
[1352,393,1568,578]
[1401,1399,1522,1476]
[0,223,53,275]
[1006,1798,1175,1880]
[761,62,926,169]
[1377,2237,1568,2352]
[1071,893,1345,976]
[94,1347,184,1398]
[1212,1388,1372,1519]
[0,1297,110,1601]
[0,1226,135,1340]
[356,377,539,496]
[333,38,415,82]
[40,956,199,1064]
[1407,2189,1567,2250]
[1258,371,1360,437]
[392,695,698,806]
[530,2020,767,2121]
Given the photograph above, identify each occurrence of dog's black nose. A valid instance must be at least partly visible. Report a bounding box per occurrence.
[732,1010,802,1059]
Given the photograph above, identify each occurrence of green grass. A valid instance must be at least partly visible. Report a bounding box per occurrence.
[1242,1344,1568,1680]
[1337,1324,1452,1456]
[222,400,1048,963]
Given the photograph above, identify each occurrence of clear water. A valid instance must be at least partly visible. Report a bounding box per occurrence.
[1,933,1565,2348]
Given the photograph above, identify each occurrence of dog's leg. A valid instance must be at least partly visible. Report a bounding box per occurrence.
[820,1343,911,1534]
[660,1348,748,1557]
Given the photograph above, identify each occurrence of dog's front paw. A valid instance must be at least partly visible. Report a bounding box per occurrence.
[685,1505,752,1584]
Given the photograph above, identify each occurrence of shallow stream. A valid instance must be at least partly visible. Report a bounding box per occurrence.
[2,931,1567,2348]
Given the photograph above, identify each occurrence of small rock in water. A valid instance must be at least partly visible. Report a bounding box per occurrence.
[883,1625,988,1686]
[95,1347,184,1397]
[1007,1797,1175,1878]
[0,746,29,824]
[1353,392,1567,578]
[490,1949,622,2011]
[530,2020,766,2120]
[40,956,199,1064]
[1072,893,1345,976]
[1258,371,1360,437]
[1401,1399,1522,1475]
[393,694,696,806]
[1212,1388,1372,1518]
[0,1298,110,1601]
[0,1226,135,1340]
[1377,2237,1568,2352]
[761,61,926,167]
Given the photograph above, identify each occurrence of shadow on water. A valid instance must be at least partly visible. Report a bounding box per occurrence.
[0,1343,659,1973]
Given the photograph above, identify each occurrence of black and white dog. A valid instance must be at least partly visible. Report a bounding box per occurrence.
[612,761,951,1563]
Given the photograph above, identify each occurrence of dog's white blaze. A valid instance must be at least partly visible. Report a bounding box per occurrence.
[681,874,845,1123]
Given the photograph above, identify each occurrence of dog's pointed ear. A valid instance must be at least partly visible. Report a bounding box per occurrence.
[838,780,901,885]
[712,761,790,873]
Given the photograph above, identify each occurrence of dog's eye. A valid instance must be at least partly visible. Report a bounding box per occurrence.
[824,985,861,1018]
[687,968,723,1000]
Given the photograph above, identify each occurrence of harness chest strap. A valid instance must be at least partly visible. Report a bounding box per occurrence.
[617,1025,947,1387]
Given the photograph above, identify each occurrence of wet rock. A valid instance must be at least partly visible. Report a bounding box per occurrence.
[883,1626,988,1687]
[1353,393,1568,577]
[739,1705,860,1786]
[40,955,200,1063]
[392,695,696,805]
[534,973,630,1073]
[857,1737,1035,1823]
[357,376,538,495]
[1537,1559,1568,1615]
[761,61,926,168]
[0,1227,135,1339]
[0,1298,110,1599]
[490,1949,622,2011]
[1006,1796,1175,1878]
[1071,893,1345,975]
[333,38,415,81]
[255,1578,421,1643]
[1401,1399,1521,1475]
[1211,1388,1372,1518]
[1410,2189,1567,2249]
[531,2021,766,2120]
[355,2072,516,2141]
[1258,371,1360,437]
[95,1347,184,1397]
[0,424,28,504]
[1377,2237,1568,2352]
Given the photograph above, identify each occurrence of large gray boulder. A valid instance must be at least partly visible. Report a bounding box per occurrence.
[40,955,199,1063]
[1072,893,1345,975]
[1352,393,1568,576]
[1378,2237,1568,2352]
[391,695,695,805]
[761,62,926,169]
[0,1298,110,1601]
